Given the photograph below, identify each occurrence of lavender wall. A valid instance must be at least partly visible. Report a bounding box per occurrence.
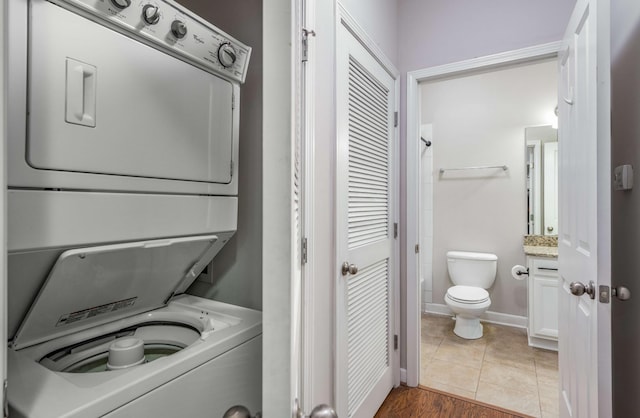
[341,0,399,64]
[397,0,575,71]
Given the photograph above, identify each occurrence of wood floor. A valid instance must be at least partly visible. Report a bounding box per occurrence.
[374,385,529,418]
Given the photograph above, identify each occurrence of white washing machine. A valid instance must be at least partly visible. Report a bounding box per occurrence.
[6,0,261,416]
[8,237,262,418]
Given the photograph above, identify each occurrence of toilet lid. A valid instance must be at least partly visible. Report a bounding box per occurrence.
[447,285,489,303]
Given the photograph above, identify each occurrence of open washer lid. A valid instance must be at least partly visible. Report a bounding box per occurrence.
[11,235,226,350]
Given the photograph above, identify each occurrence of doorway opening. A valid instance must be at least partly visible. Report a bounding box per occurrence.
[407,44,562,417]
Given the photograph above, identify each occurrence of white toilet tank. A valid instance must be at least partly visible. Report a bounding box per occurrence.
[447,251,498,289]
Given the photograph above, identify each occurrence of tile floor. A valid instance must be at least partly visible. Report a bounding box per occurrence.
[420,313,559,418]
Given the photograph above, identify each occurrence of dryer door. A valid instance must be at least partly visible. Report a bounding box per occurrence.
[28,1,234,185]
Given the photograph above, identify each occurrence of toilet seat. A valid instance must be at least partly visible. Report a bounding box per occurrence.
[446,285,489,304]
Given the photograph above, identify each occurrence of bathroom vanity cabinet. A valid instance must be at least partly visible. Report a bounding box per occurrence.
[527,256,559,351]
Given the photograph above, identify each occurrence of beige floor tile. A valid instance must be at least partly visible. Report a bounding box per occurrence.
[538,374,559,415]
[422,314,455,338]
[420,377,476,400]
[537,374,558,395]
[534,348,558,364]
[484,344,537,371]
[445,333,488,348]
[483,323,528,342]
[536,360,559,380]
[486,331,534,352]
[423,357,481,393]
[540,397,559,418]
[479,361,538,393]
[420,346,435,375]
[475,380,542,418]
[433,336,486,369]
[420,315,559,418]
[421,335,442,357]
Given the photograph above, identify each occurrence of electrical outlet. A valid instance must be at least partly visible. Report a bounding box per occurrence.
[196,264,214,284]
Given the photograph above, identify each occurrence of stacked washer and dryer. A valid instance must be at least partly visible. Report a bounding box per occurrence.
[6,0,261,416]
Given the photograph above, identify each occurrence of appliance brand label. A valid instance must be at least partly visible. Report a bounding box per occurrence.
[56,297,137,327]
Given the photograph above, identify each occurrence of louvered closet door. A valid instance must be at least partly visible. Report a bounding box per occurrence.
[335,19,396,418]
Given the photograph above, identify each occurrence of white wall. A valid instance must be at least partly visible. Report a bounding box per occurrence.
[420,124,434,310]
[180,0,264,311]
[421,59,557,316]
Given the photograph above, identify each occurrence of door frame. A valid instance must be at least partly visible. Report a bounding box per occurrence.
[1,0,7,414]
[262,0,296,416]
[404,41,562,387]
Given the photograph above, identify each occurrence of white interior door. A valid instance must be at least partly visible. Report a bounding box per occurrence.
[557,0,611,416]
[543,141,558,235]
[335,14,397,418]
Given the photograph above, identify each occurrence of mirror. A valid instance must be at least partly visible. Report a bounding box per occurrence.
[526,125,558,235]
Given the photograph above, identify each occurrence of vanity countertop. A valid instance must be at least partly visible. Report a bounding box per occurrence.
[523,245,558,258]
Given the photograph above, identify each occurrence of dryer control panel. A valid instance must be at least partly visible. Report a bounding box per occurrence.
[48,0,251,83]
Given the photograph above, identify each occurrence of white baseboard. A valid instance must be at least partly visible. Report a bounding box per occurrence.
[424,303,527,329]
[400,368,407,384]
[424,302,451,316]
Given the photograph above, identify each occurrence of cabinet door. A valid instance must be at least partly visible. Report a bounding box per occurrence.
[532,275,559,339]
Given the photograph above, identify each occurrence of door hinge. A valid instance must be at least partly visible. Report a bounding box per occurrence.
[301,237,308,265]
[302,28,316,63]
[393,334,398,350]
[230,160,234,177]
[394,111,398,127]
[393,222,398,238]
[415,244,419,253]
[232,92,235,110]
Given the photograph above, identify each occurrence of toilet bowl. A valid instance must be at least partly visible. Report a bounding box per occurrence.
[444,251,497,339]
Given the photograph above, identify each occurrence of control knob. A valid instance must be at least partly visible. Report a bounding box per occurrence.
[171,20,188,39]
[110,0,131,9]
[218,42,237,68]
[142,4,160,25]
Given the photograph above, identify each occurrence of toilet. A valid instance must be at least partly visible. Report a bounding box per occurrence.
[444,251,498,339]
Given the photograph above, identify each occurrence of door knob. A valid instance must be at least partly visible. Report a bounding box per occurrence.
[612,286,632,301]
[570,280,596,299]
[547,226,554,233]
[223,405,261,418]
[341,262,358,276]
[309,404,338,418]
